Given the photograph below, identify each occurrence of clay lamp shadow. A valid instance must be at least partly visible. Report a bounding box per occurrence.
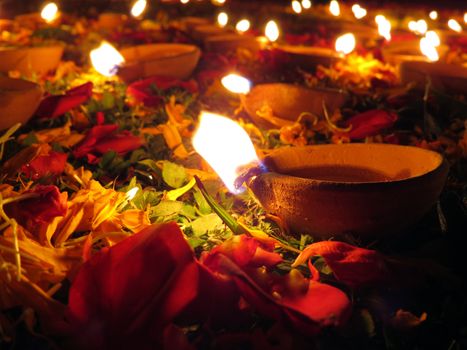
[193,112,448,239]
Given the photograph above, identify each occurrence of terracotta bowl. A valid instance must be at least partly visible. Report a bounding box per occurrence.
[243,83,347,129]
[277,45,342,70]
[0,76,43,130]
[98,13,128,29]
[0,45,64,76]
[192,25,230,41]
[119,43,201,82]
[382,40,449,65]
[247,144,448,238]
[179,17,211,31]
[204,34,260,53]
[400,61,467,94]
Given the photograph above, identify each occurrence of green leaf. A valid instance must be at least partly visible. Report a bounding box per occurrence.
[152,200,185,220]
[193,189,211,215]
[190,213,224,236]
[162,161,187,188]
[102,92,116,110]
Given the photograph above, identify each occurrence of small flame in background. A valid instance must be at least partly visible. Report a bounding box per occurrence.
[335,33,356,55]
[448,19,462,33]
[221,73,251,94]
[329,0,340,17]
[41,2,58,23]
[212,0,226,5]
[180,0,190,4]
[429,11,438,20]
[464,13,467,24]
[125,187,139,201]
[375,15,391,41]
[408,19,428,35]
[192,112,260,194]
[352,4,367,19]
[131,0,147,18]
[420,30,440,62]
[90,42,125,77]
[265,20,280,42]
[301,0,312,10]
[291,1,302,14]
[217,12,228,27]
[236,19,250,33]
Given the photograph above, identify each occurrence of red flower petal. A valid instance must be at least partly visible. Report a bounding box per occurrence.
[20,151,67,180]
[347,109,398,139]
[66,223,200,349]
[35,82,93,119]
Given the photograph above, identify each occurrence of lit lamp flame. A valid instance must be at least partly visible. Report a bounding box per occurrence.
[329,0,340,17]
[221,73,251,94]
[90,41,125,77]
[448,19,462,33]
[180,0,190,4]
[464,13,467,24]
[217,12,228,27]
[236,19,250,33]
[408,19,428,35]
[420,37,439,62]
[41,2,59,23]
[375,15,391,41]
[291,1,302,14]
[301,0,312,10]
[352,4,367,19]
[335,33,356,55]
[212,0,226,4]
[131,0,147,18]
[425,30,440,47]
[265,20,280,42]
[193,112,260,194]
[125,187,139,200]
[429,11,438,20]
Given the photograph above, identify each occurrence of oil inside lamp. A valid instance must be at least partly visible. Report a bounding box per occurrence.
[192,112,260,194]
[329,0,340,17]
[447,19,462,33]
[221,73,251,94]
[236,19,250,33]
[265,20,280,43]
[90,41,125,77]
[375,15,391,41]
[335,33,356,55]
[352,4,367,19]
[41,2,59,23]
[291,1,302,14]
[130,0,147,18]
[217,12,228,27]
[301,0,312,10]
[429,11,438,20]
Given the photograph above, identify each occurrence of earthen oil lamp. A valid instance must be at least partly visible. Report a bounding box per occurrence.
[193,112,448,239]
[15,1,61,27]
[0,77,43,130]
[221,73,348,130]
[205,18,259,53]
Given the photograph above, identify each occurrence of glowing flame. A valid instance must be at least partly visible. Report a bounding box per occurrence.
[375,15,391,41]
[429,11,438,20]
[212,0,226,4]
[90,41,125,77]
[329,0,340,16]
[125,187,139,200]
[301,0,312,9]
[131,0,147,18]
[425,30,440,47]
[352,4,367,19]
[408,19,428,35]
[420,37,439,62]
[180,0,189,4]
[265,20,280,42]
[464,13,467,24]
[291,1,302,14]
[217,12,228,27]
[193,112,260,193]
[236,19,250,33]
[335,33,356,55]
[41,2,59,23]
[448,19,462,33]
[221,73,251,94]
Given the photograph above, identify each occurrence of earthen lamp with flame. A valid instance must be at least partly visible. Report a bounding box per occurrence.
[193,112,448,239]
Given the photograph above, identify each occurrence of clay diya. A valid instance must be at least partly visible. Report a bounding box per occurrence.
[192,24,231,41]
[204,34,260,53]
[399,61,467,93]
[0,76,43,130]
[382,40,449,65]
[243,83,347,129]
[247,144,448,238]
[277,45,342,70]
[118,43,201,82]
[0,45,64,76]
